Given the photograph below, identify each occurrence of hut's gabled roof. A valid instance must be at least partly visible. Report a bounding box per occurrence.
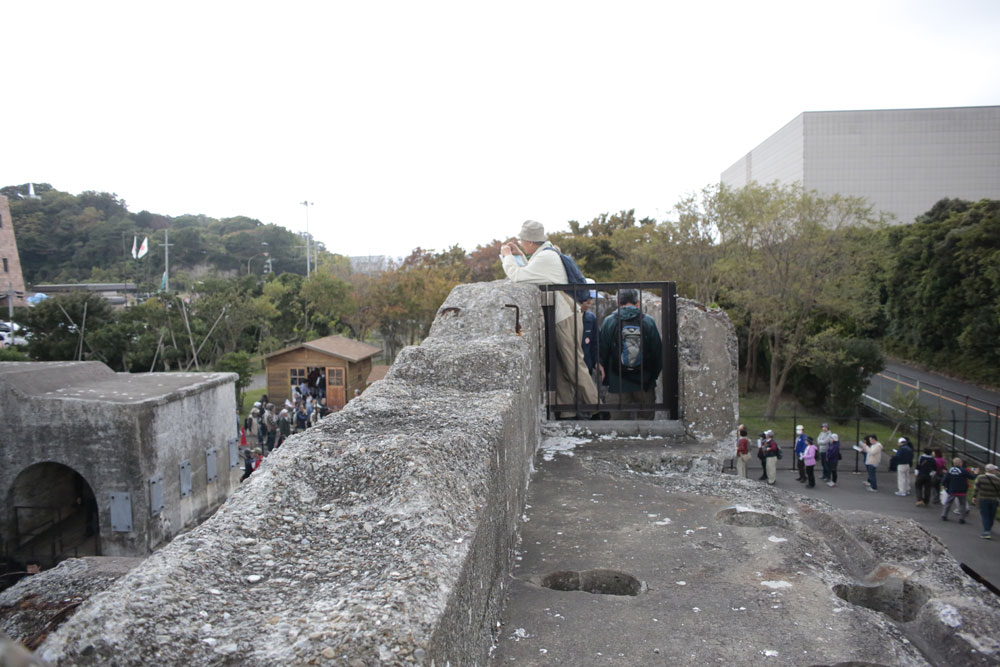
[264,335,381,363]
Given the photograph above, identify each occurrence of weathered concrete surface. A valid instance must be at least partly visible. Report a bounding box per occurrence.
[23,281,739,665]
[0,558,143,649]
[676,297,738,441]
[36,281,543,666]
[0,362,239,559]
[492,433,1000,666]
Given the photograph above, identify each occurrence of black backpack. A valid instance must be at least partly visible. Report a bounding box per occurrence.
[541,247,590,303]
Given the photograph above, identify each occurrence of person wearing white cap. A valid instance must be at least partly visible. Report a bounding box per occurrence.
[893,437,914,496]
[794,425,808,483]
[500,220,597,418]
[762,429,780,485]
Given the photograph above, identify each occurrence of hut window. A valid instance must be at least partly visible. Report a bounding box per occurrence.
[289,368,306,387]
[329,368,344,386]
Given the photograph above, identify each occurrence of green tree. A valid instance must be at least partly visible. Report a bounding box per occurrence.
[216,351,256,412]
[23,292,117,364]
[715,182,882,418]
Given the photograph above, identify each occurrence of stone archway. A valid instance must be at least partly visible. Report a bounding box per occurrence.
[5,462,100,568]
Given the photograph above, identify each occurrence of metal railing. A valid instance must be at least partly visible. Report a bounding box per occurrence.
[862,369,999,467]
[539,281,679,420]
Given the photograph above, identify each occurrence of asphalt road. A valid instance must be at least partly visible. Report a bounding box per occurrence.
[865,360,1000,463]
[741,457,1000,592]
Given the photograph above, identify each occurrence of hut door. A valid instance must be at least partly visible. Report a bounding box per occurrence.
[327,367,346,408]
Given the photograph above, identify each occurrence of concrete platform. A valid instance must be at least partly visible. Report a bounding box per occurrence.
[491,436,1000,666]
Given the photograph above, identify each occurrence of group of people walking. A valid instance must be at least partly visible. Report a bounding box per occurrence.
[735,424,845,488]
[239,392,333,480]
[734,423,1000,539]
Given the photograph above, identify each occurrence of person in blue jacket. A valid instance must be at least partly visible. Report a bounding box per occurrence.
[941,458,978,523]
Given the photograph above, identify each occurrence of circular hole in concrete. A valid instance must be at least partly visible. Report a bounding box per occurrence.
[833,579,931,623]
[714,506,788,528]
[539,569,643,596]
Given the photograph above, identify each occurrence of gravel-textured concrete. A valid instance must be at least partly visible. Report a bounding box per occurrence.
[35,281,543,666]
[18,281,738,666]
[492,432,1000,666]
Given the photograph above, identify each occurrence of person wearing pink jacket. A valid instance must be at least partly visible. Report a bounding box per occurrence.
[803,437,819,488]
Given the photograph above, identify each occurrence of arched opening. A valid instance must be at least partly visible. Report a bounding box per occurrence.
[5,463,100,569]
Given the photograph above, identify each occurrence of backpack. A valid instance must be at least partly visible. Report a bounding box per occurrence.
[541,246,590,303]
[618,315,643,370]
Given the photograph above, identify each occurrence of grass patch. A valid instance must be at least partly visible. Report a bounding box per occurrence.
[738,391,900,448]
[241,388,267,420]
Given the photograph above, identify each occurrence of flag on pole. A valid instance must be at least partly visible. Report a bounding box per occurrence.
[131,235,138,259]
[137,237,149,259]
[160,271,168,291]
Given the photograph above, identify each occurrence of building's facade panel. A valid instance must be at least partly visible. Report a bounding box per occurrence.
[721,114,804,188]
[722,106,1000,224]
[0,196,28,307]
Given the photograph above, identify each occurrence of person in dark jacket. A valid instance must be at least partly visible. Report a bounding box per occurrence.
[974,464,1000,539]
[580,294,600,391]
[825,433,842,487]
[914,450,938,506]
[893,437,914,496]
[598,289,662,419]
[941,458,978,523]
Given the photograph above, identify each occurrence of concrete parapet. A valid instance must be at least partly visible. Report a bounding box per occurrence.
[31,281,736,665]
[677,297,738,441]
[37,281,543,666]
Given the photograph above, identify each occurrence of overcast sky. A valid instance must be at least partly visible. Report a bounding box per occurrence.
[2,0,999,259]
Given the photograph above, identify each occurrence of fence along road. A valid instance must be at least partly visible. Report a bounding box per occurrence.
[863,360,1000,465]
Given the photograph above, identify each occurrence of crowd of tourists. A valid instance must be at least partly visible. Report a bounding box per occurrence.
[239,389,336,481]
[736,423,1000,539]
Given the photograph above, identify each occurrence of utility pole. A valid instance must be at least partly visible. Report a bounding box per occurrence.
[163,229,174,292]
[301,200,313,277]
[7,281,13,336]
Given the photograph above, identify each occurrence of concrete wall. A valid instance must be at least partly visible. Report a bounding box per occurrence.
[36,282,735,665]
[0,362,239,559]
[721,106,1000,225]
[0,195,28,308]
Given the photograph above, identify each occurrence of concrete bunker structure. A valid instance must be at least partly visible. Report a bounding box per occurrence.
[22,280,736,665]
[0,362,240,566]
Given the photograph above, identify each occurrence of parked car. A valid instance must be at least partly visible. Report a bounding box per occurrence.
[0,330,27,347]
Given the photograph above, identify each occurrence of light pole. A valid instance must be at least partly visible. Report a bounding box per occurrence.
[300,200,313,277]
[247,242,269,275]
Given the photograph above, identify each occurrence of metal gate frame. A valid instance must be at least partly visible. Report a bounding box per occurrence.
[540,281,679,420]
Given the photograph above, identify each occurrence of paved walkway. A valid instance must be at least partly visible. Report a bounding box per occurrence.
[735,458,1000,588]
[492,437,999,665]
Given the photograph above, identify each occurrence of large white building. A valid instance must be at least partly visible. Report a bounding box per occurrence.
[721,106,1000,224]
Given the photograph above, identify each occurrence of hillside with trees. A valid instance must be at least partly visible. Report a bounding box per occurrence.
[4,182,998,415]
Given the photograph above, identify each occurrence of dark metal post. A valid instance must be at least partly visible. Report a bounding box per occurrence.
[542,288,557,421]
[662,283,679,419]
[951,410,957,459]
[855,405,861,473]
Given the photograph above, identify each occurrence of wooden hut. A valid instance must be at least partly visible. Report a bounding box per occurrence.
[264,335,382,409]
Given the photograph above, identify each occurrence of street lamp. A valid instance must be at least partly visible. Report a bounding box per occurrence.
[247,242,270,274]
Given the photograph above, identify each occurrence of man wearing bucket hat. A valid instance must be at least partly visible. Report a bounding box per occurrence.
[501,220,597,418]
